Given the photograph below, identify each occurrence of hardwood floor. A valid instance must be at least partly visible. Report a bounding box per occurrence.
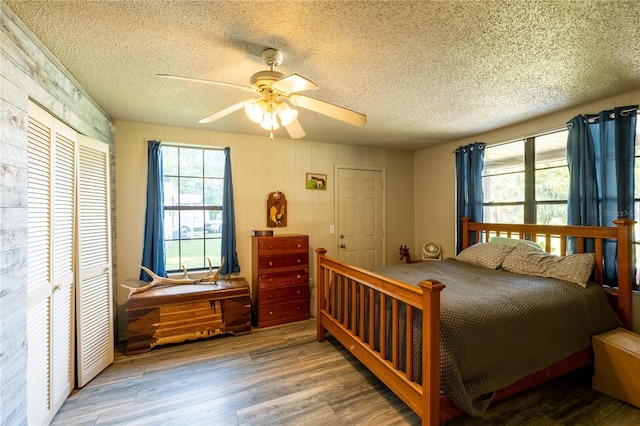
[53,319,639,425]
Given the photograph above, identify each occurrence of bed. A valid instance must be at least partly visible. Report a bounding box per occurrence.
[315,218,634,425]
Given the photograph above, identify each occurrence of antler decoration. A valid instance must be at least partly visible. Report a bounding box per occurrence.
[121,257,226,298]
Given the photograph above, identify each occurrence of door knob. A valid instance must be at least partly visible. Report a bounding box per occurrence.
[339,244,346,249]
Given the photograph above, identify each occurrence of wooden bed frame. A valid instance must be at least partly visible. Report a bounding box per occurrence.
[315,218,635,425]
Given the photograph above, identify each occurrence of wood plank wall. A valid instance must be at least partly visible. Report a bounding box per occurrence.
[0,4,114,424]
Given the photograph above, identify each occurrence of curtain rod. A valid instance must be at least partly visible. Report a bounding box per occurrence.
[145,139,226,150]
[451,122,571,153]
[453,142,486,154]
[567,105,638,127]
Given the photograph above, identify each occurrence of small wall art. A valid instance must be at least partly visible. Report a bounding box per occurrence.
[306,173,327,190]
[267,191,287,228]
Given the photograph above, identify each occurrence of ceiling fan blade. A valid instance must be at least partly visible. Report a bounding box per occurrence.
[285,119,306,139]
[198,99,254,124]
[289,95,367,127]
[271,74,318,95]
[158,73,253,92]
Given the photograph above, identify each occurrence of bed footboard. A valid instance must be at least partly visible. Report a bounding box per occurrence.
[315,248,444,425]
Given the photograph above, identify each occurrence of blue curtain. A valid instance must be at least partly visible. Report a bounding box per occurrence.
[567,105,637,283]
[455,142,486,253]
[221,147,241,274]
[140,140,167,281]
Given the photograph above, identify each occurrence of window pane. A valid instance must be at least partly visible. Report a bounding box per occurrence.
[205,239,222,266]
[483,140,524,175]
[205,178,223,206]
[164,210,180,240]
[535,167,569,201]
[163,146,179,176]
[483,205,524,223]
[205,150,225,178]
[483,173,524,203]
[181,239,206,269]
[535,131,567,168]
[536,203,567,225]
[205,211,223,237]
[180,210,201,238]
[180,177,203,206]
[179,148,203,177]
[635,159,640,199]
[165,240,180,271]
[635,202,640,242]
[164,176,179,206]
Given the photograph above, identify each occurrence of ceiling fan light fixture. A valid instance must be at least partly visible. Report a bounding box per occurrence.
[276,103,298,126]
[245,100,265,124]
[260,112,280,131]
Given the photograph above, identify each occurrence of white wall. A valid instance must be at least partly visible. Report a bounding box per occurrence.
[415,89,640,330]
[115,121,415,339]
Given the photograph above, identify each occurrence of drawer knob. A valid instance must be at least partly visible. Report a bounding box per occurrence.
[296,259,301,263]
[297,306,301,310]
[296,275,301,279]
[269,311,273,316]
[296,290,300,294]
[269,261,273,266]
[268,294,273,299]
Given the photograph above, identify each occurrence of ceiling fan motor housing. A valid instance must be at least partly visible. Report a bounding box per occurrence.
[250,70,285,90]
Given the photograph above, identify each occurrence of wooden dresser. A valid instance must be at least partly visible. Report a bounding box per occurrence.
[126,278,251,355]
[251,234,310,328]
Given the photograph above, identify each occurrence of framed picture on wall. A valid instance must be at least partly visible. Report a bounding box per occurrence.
[306,173,327,190]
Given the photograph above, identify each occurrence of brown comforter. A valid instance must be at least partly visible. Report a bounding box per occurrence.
[371,258,622,416]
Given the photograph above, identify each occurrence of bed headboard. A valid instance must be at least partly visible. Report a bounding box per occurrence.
[461,217,635,329]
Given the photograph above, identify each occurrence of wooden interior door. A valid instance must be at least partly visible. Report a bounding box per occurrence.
[27,101,76,425]
[76,135,113,387]
[336,167,385,268]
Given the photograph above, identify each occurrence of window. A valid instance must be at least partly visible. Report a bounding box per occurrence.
[484,125,640,290]
[482,130,569,226]
[634,124,640,286]
[162,146,225,272]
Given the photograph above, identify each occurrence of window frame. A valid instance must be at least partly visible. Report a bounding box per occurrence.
[482,130,570,226]
[162,144,225,273]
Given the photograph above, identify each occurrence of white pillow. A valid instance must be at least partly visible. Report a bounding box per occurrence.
[455,243,514,270]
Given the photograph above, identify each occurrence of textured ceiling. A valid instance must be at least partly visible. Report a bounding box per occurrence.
[5,0,640,151]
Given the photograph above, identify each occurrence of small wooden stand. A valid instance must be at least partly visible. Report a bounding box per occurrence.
[126,278,252,355]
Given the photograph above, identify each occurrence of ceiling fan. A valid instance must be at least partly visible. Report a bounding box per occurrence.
[158,48,367,139]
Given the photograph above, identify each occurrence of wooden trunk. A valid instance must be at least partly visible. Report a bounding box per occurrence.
[126,278,251,355]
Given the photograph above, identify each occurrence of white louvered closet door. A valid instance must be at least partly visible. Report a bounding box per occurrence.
[27,101,76,426]
[76,135,113,387]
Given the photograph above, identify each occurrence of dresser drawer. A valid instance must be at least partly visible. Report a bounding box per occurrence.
[257,236,308,254]
[257,253,308,270]
[259,283,309,304]
[258,271,308,288]
[257,299,310,327]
